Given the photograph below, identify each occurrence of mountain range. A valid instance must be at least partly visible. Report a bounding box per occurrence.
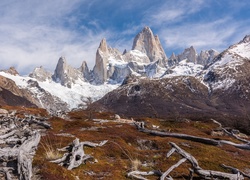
[0,26,250,132]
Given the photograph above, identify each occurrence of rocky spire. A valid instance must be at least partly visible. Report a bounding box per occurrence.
[132,26,167,62]
[98,38,109,53]
[3,67,19,76]
[170,52,176,60]
[29,66,52,82]
[92,39,109,84]
[242,35,250,43]
[177,46,198,63]
[52,57,82,88]
[79,61,90,81]
[197,49,219,65]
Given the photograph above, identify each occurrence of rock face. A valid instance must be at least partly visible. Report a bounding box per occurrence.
[0,26,231,113]
[177,46,198,63]
[197,49,219,65]
[132,26,167,63]
[52,57,83,88]
[93,34,250,134]
[29,66,52,82]
[2,67,19,76]
[169,47,219,66]
[79,61,90,81]
[0,75,37,107]
[93,39,109,84]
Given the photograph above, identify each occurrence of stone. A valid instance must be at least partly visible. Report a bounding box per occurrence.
[52,57,83,88]
[132,26,167,63]
[177,46,198,63]
[29,66,52,82]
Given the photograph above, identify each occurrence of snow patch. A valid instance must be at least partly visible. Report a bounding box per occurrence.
[0,72,118,109]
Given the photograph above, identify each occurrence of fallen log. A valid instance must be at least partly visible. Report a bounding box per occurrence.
[127,170,162,180]
[163,142,244,180]
[51,138,108,170]
[221,164,250,179]
[212,119,250,144]
[134,122,250,150]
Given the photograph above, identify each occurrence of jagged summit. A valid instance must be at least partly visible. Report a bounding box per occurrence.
[132,26,167,62]
[98,38,109,53]
[52,57,83,88]
[177,46,197,63]
[29,66,52,82]
[92,39,110,84]
[242,35,250,43]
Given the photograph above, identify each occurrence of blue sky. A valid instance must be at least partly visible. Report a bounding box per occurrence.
[0,0,249,74]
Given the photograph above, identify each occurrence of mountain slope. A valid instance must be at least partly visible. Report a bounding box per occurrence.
[93,35,250,133]
[0,75,37,107]
[0,26,221,112]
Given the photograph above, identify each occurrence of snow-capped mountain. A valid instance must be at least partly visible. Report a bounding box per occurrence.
[93,34,250,133]
[203,35,250,92]
[0,26,221,112]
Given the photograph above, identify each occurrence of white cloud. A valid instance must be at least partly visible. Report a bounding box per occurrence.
[149,0,206,25]
[0,0,110,75]
[158,18,250,55]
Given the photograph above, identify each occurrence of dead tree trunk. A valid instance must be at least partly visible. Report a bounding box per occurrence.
[18,131,41,180]
[51,138,108,170]
[162,142,244,180]
[134,122,250,150]
[0,112,49,180]
[127,170,162,180]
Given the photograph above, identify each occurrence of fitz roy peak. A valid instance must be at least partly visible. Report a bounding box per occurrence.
[93,34,250,133]
[46,26,216,86]
[132,26,167,63]
[0,26,230,112]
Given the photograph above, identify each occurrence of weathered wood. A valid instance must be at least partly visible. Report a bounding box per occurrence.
[0,112,49,180]
[221,164,250,179]
[160,158,187,180]
[23,115,51,129]
[167,142,244,180]
[18,131,41,180]
[0,167,13,180]
[212,119,250,144]
[51,138,108,170]
[135,121,250,150]
[28,119,51,129]
[0,129,18,139]
[127,170,162,180]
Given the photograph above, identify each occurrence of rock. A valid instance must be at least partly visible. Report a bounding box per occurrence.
[168,52,178,66]
[197,49,219,65]
[29,66,52,82]
[52,57,83,88]
[79,61,90,81]
[177,46,198,63]
[2,67,19,76]
[92,39,109,84]
[132,26,167,63]
[123,50,150,63]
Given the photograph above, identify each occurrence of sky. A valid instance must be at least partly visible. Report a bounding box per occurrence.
[0,0,250,75]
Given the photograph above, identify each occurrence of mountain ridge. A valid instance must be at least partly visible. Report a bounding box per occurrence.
[0,26,249,120]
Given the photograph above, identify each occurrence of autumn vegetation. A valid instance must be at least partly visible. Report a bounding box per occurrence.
[28,109,250,179]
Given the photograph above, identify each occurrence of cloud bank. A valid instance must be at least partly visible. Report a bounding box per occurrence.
[0,0,249,74]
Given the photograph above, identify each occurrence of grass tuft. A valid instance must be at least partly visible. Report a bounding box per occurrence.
[40,136,62,160]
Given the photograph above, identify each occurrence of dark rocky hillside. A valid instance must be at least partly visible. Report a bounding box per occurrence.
[93,74,250,133]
